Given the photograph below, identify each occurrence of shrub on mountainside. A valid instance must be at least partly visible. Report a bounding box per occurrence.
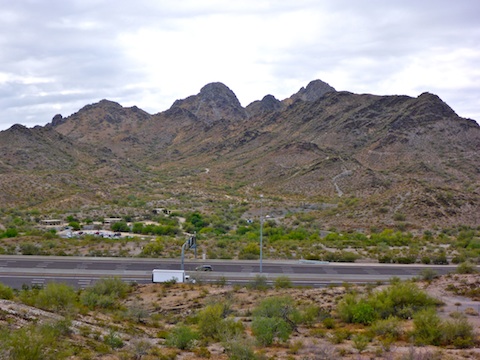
[34,282,78,315]
[80,277,130,310]
[251,296,300,346]
[166,324,198,350]
[0,282,14,300]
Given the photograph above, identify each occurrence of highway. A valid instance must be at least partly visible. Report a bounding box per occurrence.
[0,255,466,289]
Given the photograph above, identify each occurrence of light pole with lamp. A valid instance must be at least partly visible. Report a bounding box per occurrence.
[259,194,263,273]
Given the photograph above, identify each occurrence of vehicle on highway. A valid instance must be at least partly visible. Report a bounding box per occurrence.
[195,265,213,271]
[152,269,191,283]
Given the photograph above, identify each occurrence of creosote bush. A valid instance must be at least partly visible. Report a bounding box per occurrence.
[165,324,198,350]
[274,275,292,289]
[0,320,73,360]
[0,282,14,299]
[80,276,131,309]
[251,296,300,346]
[34,282,78,315]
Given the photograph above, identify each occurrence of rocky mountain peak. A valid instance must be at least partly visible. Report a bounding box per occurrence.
[51,114,64,126]
[246,94,283,116]
[399,92,459,122]
[8,123,29,132]
[171,82,247,124]
[287,79,336,104]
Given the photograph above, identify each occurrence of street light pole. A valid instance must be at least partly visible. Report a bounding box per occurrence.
[260,194,263,273]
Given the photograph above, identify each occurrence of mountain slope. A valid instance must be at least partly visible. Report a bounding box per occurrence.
[1,79,479,229]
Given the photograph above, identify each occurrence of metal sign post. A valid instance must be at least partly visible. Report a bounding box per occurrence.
[181,233,197,270]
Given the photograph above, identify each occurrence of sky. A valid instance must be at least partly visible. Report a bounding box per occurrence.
[0,0,479,131]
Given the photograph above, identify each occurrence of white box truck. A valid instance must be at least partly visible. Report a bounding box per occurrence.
[152,269,191,283]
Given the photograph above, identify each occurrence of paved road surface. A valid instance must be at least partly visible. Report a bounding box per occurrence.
[0,255,466,289]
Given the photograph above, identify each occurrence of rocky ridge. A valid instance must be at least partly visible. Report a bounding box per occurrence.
[0,79,479,230]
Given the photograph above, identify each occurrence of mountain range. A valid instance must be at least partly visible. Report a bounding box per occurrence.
[1,80,479,231]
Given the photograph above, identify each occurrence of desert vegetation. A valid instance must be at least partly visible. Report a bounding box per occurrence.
[0,273,479,359]
[0,203,479,265]
[1,199,479,359]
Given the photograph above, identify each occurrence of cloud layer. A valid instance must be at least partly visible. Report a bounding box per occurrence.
[1,0,479,130]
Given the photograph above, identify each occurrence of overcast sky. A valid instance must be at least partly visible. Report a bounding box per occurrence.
[1,0,479,131]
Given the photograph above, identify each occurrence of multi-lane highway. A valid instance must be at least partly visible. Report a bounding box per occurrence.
[0,255,468,289]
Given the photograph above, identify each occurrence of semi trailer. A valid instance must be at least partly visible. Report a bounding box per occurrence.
[152,269,191,283]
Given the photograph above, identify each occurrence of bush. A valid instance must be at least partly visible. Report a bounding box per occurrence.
[0,283,14,300]
[224,337,258,360]
[432,253,448,265]
[420,256,431,264]
[166,324,198,350]
[274,275,292,289]
[369,316,403,340]
[35,282,77,314]
[1,227,18,238]
[238,243,260,260]
[111,221,130,232]
[322,317,336,329]
[247,275,270,290]
[352,334,370,353]
[456,261,478,274]
[371,281,440,319]
[419,268,438,281]
[80,277,130,309]
[196,302,237,341]
[19,242,41,255]
[251,316,291,346]
[0,321,73,359]
[441,315,475,348]
[104,330,124,349]
[337,281,440,325]
[251,296,299,345]
[411,308,442,346]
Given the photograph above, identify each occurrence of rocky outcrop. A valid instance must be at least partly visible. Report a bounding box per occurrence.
[171,82,247,125]
[284,79,336,105]
[246,94,283,117]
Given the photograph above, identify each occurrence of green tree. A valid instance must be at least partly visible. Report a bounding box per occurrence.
[185,212,208,232]
[111,221,130,232]
[197,302,226,340]
[132,222,144,234]
[68,221,81,231]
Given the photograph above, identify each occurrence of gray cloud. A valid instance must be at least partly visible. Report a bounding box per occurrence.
[0,0,479,130]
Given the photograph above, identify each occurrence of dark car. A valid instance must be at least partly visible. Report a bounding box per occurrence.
[195,265,213,271]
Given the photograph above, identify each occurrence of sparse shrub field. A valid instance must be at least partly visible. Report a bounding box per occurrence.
[0,275,478,359]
